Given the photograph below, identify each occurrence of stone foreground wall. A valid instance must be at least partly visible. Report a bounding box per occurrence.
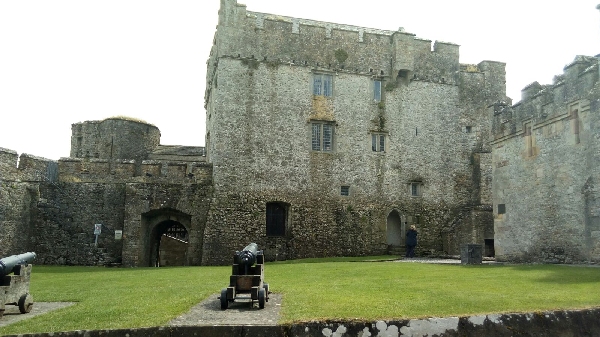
[5,308,600,337]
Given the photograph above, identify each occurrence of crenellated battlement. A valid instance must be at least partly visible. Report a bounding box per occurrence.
[0,147,58,183]
[0,147,18,180]
[492,55,599,142]
[57,157,212,185]
[206,0,468,107]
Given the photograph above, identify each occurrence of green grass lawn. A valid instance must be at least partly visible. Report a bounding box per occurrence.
[2,257,600,335]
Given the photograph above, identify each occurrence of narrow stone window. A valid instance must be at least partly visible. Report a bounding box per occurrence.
[371,133,385,152]
[312,122,334,151]
[373,80,382,102]
[570,109,580,144]
[409,182,422,197]
[313,74,333,96]
[266,202,287,237]
[341,186,350,196]
[498,204,506,214]
[76,136,83,157]
[524,122,533,157]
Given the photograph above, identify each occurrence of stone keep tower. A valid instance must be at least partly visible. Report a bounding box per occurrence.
[202,0,507,263]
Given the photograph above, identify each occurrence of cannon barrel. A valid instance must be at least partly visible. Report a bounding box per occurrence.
[0,252,36,278]
[237,243,259,267]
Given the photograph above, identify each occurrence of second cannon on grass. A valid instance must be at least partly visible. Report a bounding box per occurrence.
[219,243,269,309]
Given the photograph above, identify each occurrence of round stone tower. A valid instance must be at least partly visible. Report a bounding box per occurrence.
[70,117,161,163]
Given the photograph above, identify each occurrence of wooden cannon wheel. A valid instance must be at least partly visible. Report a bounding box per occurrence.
[258,288,266,309]
[220,289,228,310]
[18,293,33,314]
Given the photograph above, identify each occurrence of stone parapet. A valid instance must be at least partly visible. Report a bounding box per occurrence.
[57,158,212,185]
[0,148,18,181]
[206,0,471,107]
[493,55,599,141]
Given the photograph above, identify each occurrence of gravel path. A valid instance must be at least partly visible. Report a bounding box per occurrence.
[168,293,282,326]
[0,302,75,327]
[394,257,499,264]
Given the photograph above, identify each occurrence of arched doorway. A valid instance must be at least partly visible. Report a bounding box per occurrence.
[386,210,404,251]
[149,221,189,267]
[142,208,192,267]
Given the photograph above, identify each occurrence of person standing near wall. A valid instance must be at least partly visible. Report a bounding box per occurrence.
[405,225,418,258]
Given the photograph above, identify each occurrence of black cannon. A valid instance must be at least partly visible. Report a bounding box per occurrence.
[0,252,36,278]
[0,252,36,318]
[219,243,269,309]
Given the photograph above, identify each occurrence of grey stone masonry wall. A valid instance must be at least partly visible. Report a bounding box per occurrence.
[203,0,505,263]
[492,56,600,263]
[121,178,213,267]
[31,181,127,265]
[0,148,56,258]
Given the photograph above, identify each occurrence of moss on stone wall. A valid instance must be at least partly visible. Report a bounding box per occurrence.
[241,58,260,70]
[334,49,348,64]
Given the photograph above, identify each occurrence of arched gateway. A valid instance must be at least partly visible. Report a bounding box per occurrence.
[141,209,191,267]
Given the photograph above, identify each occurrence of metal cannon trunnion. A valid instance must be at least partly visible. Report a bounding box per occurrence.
[219,243,269,309]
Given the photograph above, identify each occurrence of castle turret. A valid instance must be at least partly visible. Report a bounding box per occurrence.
[70,117,160,163]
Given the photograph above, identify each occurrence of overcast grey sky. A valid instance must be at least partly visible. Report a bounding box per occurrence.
[1,1,599,160]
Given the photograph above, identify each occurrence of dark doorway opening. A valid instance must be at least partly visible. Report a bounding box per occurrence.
[386,210,404,255]
[484,239,495,257]
[150,220,189,267]
[266,202,287,237]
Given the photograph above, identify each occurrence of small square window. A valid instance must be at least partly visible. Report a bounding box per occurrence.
[409,182,422,197]
[465,126,472,133]
[341,186,350,196]
[313,74,333,96]
[312,122,334,152]
[498,204,506,214]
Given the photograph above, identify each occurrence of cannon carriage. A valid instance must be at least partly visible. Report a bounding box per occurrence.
[219,243,269,309]
[0,252,36,318]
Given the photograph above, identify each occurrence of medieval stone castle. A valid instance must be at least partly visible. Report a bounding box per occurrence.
[1,0,598,266]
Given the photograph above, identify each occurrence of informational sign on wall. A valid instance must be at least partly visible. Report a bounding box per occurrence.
[94,224,102,246]
[114,230,123,240]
